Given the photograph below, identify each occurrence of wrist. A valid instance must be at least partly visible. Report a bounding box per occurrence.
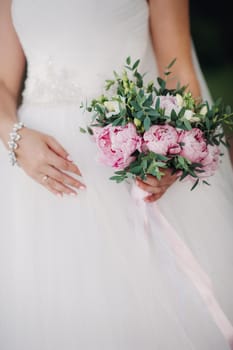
[164,66,201,99]
[0,118,18,149]
[8,121,26,166]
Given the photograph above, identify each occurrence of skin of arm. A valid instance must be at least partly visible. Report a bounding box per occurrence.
[0,0,26,146]
[136,0,202,202]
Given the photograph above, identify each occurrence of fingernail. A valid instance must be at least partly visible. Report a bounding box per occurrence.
[67,154,73,162]
[57,193,63,198]
[70,192,77,196]
[79,185,86,190]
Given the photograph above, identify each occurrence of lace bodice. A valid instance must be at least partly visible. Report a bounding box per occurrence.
[11,0,150,105]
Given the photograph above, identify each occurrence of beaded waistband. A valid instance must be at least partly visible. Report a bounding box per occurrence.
[22,58,109,106]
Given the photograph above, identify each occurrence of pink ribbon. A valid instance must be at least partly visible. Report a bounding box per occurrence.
[131,184,233,349]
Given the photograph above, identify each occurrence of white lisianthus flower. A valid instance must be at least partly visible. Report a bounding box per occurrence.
[104,101,121,118]
[176,94,184,107]
[200,105,208,116]
[183,109,201,123]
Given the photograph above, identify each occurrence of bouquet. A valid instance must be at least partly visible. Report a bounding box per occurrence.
[80,57,233,190]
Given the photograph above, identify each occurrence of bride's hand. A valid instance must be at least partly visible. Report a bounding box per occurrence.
[14,127,86,197]
[135,169,178,203]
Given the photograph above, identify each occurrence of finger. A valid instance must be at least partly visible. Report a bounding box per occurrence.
[46,166,86,190]
[140,173,175,187]
[38,175,64,197]
[144,192,164,203]
[41,175,78,196]
[162,169,180,184]
[137,175,160,187]
[47,151,82,176]
[46,136,69,160]
[136,178,163,194]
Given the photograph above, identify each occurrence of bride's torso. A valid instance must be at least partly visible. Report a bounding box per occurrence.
[11,0,150,104]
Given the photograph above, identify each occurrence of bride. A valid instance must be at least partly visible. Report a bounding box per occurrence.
[0,0,233,349]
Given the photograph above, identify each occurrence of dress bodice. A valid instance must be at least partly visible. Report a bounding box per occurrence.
[11,0,150,105]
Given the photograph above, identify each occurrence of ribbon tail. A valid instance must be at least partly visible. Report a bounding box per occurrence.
[131,184,233,349]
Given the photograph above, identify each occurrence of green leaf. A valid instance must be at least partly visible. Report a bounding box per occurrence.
[184,119,192,130]
[166,58,177,70]
[171,109,177,121]
[109,175,126,183]
[178,156,185,166]
[105,80,115,91]
[87,126,94,135]
[147,160,159,174]
[141,159,148,170]
[132,59,140,70]
[157,77,166,90]
[134,71,143,88]
[155,162,167,168]
[190,179,199,191]
[179,171,188,181]
[206,118,211,130]
[79,127,87,134]
[126,56,131,65]
[136,110,145,119]
[143,116,151,131]
[156,154,170,162]
[155,97,160,109]
[129,165,142,175]
[112,117,123,126]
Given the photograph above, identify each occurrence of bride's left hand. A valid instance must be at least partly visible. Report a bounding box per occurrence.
[135,169,178,203]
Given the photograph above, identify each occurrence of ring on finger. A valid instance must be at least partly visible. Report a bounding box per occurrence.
[42,174,49,182]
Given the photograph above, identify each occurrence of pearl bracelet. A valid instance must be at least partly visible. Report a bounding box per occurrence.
[8,121,25,166]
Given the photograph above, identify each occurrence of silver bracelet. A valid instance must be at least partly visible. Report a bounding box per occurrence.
[8,121,25,166]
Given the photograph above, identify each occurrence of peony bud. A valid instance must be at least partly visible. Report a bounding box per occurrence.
[200,105,208,116]
[134,118,142,127]
[176,94,184,107]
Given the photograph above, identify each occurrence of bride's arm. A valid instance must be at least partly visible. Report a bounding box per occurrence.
[0,0,26,145]
[0,0,85,196]
[148,0,201,98]
[136,0,201,202]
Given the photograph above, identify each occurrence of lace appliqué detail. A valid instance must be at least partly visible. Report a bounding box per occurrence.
[22,57,105,106]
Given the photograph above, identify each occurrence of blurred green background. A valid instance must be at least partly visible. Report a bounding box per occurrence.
[190,0,233,106]
[190,0,233,163]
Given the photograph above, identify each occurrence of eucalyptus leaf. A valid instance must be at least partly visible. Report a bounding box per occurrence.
[126,56,131,65]
[132,59,140,70]
[79,127,87,134]
[166,58,177,70]
[190,179,199,191]
[143,116,151,131]
[184,119,192,130]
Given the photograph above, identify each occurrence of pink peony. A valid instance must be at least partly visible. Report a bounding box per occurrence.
[199,144,220,178]
[93,123,142,169]
[178,128,208,163]
[155,95,181,116]
[143,124,181,155]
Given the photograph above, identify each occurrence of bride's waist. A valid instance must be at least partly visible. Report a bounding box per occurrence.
[22,72,106,107]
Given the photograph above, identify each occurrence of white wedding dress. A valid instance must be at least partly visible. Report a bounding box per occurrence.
[0,1,233,349]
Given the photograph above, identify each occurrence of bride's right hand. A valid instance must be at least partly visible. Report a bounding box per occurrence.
[13,126,86,197]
